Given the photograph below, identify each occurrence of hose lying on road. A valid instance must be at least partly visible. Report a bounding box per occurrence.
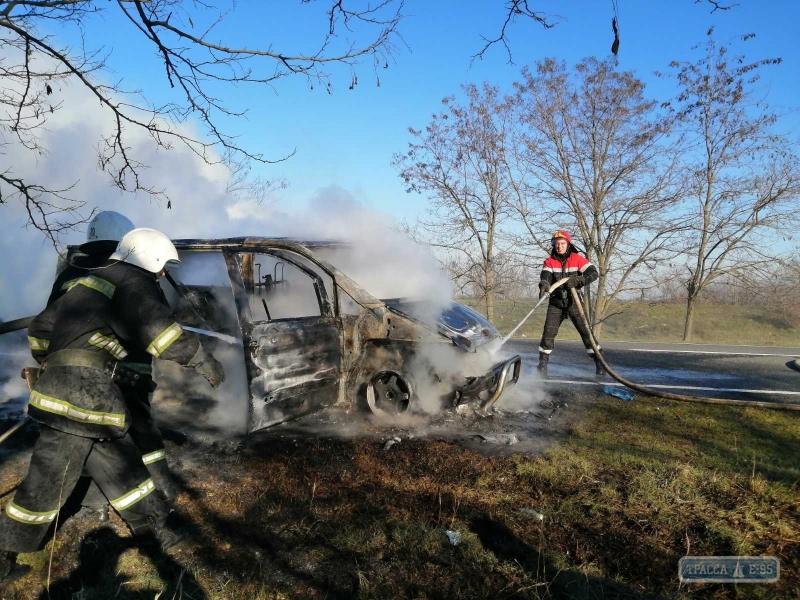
[569,287,800,413]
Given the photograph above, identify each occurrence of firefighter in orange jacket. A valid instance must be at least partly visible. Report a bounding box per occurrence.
[537,231,603,377]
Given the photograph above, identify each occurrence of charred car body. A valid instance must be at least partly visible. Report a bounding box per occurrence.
[65,238,521,433]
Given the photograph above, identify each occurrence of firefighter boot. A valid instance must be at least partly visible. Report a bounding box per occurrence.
[594,349,606,378]
[152,520,188,554]
[75,504,110,523]
[0,551,30,589]
[537,352,549,378]
[129,516,180,554]
[130,513,193,554]
[157,478,180,504]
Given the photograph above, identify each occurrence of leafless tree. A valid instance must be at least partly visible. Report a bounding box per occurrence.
[476,0,740,63]
[0,0,403,240]
[667,31,800,341]
[392,84,520,321]
[511,57,686,335]
[649,265,689,303]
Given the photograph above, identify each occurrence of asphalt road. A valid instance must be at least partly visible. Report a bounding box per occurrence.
[504,339,800,405]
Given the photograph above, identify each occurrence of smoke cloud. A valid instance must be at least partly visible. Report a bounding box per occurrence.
[0,72,469,438]
[1,63,549,440]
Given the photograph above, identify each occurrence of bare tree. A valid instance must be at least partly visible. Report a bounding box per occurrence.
[667,31,800,341]
[0,0,403,240]
[511,57,686,335]
[392,83,519,321]
[476,0,740,62]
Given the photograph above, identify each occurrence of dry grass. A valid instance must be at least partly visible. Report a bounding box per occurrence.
[1,396,799,599]
[462,299,800,346]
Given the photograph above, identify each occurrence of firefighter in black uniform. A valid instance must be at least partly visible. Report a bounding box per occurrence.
[0,228,225,587]
[537,231,603,378]
[48,212,180,516]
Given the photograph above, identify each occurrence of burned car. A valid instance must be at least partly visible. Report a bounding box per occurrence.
[67,238,522,433]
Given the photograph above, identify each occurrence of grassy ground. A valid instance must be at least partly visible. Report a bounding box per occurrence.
[462,299,800,346]
[2,394,798,599]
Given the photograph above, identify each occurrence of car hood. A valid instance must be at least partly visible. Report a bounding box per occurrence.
[382,299,500,352]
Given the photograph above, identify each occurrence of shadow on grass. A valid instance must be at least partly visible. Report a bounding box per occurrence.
[469,515,655,600]
[165,435,671,598]
[184,470,386,598]
[749,312,794,331]
[38,526,208,600]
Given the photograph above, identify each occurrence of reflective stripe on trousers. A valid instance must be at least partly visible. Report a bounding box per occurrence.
[4,497,58,525]
[142,450,166,465]
[110,478,155,511]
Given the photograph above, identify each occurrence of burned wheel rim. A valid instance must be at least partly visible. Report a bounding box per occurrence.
[366,371,412,416]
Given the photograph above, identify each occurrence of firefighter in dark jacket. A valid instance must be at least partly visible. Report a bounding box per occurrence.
[537,231,603,377]
[49,211,136,304]
[47,212,180,517]
[0,228,226,587]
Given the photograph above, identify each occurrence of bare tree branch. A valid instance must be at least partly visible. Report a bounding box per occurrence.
[511,57,687,335]
[0,0,405,240]
[667,31,799,340]
[698,0,739,13]
[472,0,559,65]
[393,84,520,320]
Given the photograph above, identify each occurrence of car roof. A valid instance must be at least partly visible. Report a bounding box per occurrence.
[171,237,348,250]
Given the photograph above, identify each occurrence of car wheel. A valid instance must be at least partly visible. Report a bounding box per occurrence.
[366,371,413,417]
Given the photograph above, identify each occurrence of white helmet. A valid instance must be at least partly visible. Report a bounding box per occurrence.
[85,211,135,243]
[110,228,180,274]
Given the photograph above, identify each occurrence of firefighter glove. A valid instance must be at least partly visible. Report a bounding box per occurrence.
[565,275,585,289]
[538,285,548,300]
[194,352,226,389]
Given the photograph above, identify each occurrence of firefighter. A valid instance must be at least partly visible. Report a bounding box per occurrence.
[0,228,225,587]
[49,211,136,303]
[49,211,180,520]
[537,231,602,377]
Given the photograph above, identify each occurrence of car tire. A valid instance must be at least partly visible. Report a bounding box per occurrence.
[364,370,415,417]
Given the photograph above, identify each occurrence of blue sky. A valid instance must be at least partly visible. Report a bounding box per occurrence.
[49,0,800,221]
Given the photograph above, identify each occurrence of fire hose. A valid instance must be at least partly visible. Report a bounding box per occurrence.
[0,317,34,336]
[569,287,800,412]
[0,368,38,445]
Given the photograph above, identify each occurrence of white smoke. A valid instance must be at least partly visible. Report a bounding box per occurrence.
[0,70,463,438]
[0,331,34,420]
[0,63,545,437]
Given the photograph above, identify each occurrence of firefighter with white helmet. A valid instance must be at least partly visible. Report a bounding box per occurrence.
[49,216,180,521]
[0,228,225,586]
[85,210,136,248]
[50,211,135,301]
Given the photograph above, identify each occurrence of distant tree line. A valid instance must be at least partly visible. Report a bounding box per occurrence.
[394,30,800,341]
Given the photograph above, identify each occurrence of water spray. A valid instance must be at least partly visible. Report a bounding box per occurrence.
[181,326,243,346]
[500,278,570,347]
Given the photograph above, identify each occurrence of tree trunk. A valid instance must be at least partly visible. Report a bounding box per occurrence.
[683,295,697,342]
[485,289,495,322]
[589,277,604,339]
[484,261,495,322]
[592,319,604,339]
